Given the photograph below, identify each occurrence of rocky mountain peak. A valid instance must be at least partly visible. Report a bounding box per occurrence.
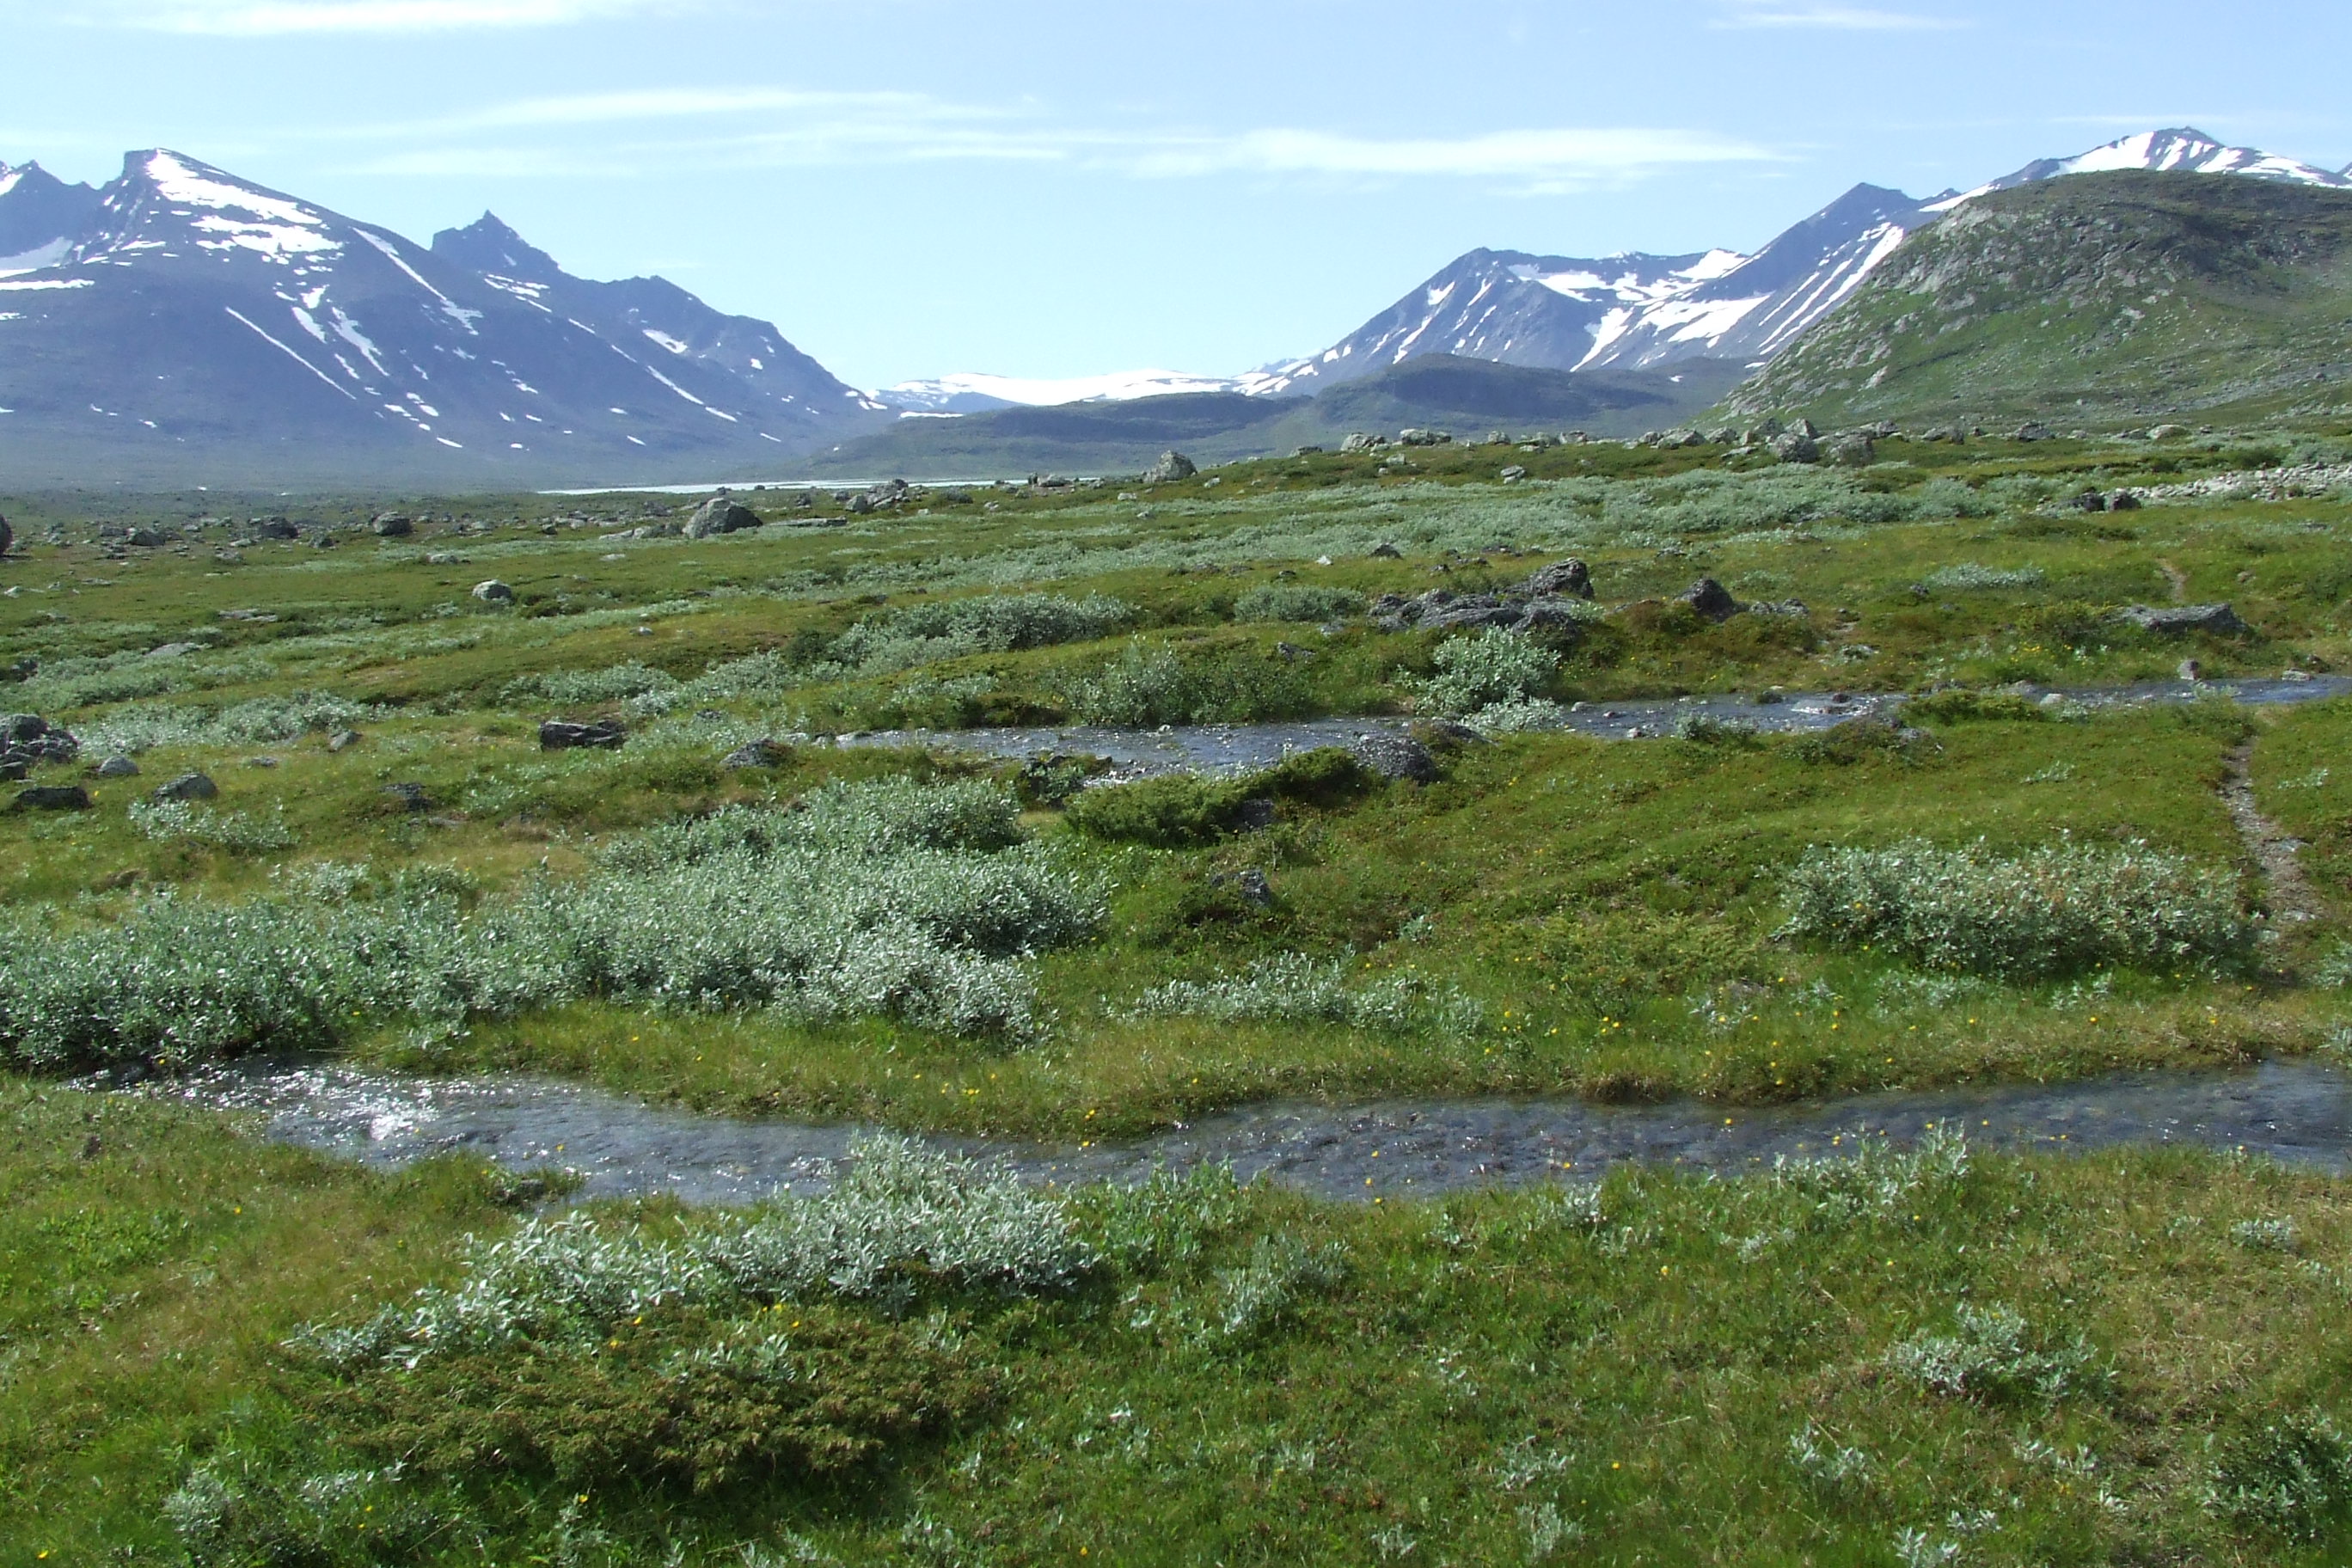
[430,211,564,283]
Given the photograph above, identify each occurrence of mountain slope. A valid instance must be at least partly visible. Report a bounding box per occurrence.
[0,162,103,273]
[1721,170,2352,427]
[0,152,883,487]
[1282,127,2352,395]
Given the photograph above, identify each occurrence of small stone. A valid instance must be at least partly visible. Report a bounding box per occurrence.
[13,784,90,812]
[540,718,627,750]
[382,781,433,812]
[327,730,361,752]
[244,756,279,769]
[146,641,203,660]
[721,738,790,769]
[2116,603,2249,636]
[2177,658,2203,682]
[1349,732,1439,784]
[155,772,217,802]
[95,756,139,778]
[1370,542,1402,559]
[1676,578,1741,622]
[472,579,514,603]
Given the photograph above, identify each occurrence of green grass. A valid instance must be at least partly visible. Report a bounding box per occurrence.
[9,1084,2352,1564]
[9,426,2352,1559]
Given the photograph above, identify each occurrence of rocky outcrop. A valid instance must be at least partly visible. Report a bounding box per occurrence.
[1143,450,1198,484]
[1676,578,1742,622]
[2115,603,2249,636]
[541,719,628,750]
[683,495,763,538]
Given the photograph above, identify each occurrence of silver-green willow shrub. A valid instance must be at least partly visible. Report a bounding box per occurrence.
[292,1136,1093,1368]
[1129,952,1482,1036]
[0,780,1100,1065]
[1780,836,2252,978]
[1412,628,1559,720]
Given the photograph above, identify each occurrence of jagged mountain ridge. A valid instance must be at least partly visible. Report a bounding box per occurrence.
[0,150,885,486]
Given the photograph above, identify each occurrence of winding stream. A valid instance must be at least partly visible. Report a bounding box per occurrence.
[106,1056,2352,1206]
[828,673,2351,777]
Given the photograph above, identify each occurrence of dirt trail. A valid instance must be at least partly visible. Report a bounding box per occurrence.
[2221,740,2320,927]
[2156,559,2189,602]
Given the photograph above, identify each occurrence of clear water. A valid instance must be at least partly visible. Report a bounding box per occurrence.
[107,1057,2352,1206]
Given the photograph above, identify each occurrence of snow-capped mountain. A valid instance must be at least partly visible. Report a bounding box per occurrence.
[875,367,1280,414]
[1277,126,2352,389]
[0,150,884,483]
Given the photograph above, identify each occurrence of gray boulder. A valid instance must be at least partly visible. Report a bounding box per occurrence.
[371,512,413,537]
[2116,603,2249,637]
[0,513,12,555]
[1677,578,1742,622]
[1369,542,1403,559]
[721,738,791,769]
[95,756,139,778]
[1823,433,1876,468]
[2015,422,2055,442]
[381,782,433,812]
[1143,450,1198,483]
[683,496,763,539]
[1341,432,1381,453]
[328,729,362,752]
[1348,732,1439,784]
[1397,428,1451,447]
[1516,599,1593,634]
[1522,558,1593,599]
[1769,432,1821,464]
[2,714,78,763]
[1500,465,1529,483]
[13,785,89,812]
[472,580,514,603]
[156,772,218,801]
[253,518,298,540]
[541,719,627,750]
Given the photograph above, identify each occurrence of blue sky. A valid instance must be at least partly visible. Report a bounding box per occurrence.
[3,0,2349,389]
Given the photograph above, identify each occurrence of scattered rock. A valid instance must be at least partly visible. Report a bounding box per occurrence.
[1676,578,1742,622]
[1143,450,1198,484]
[1769,431,1821,464]
[2149,424,2192,440]
[13,785,89,812]
[2107,490,2143,511]
[1499,464,1529,483]
[1397,428,1451,447]
[471,580,514,603]
[1210,866,1276,903]
[1822,433,1876,468]
[683,496,763,538]
[1,714,79,765]
[327,729,362,752]
[1522,558,1593,599]
[540,719,627,750]
[94,756,139,778]
[371,512,413,537]
[1341,433,1381,453]
[2014,423,2055,442]
[382,782,433,812]
[155,772,218,802]
[721,738,790,769]
[0,514,12,555]
[123,527,168,548]
[1369,542,1403,559]
[145,640,203,660]
[1349,732,1439,784]
[253,518,299,540]
[2116,603,2250,636]
[2177,658,2203,681]
[2069,489,2111,511]
[244,756,279,769]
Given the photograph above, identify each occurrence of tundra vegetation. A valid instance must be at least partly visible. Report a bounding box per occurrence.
[5,426,2352,1560]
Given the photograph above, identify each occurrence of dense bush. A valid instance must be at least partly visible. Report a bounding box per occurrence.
[826,593,1130,675]
[1902,689,2049,726]
[0,780,1101,1063]
[1781,837,2252,978]
[76,691,378,755]
[126,798,297,853]
[1068,641,1314,727]
[1412,628,1559,719]
[1232,584,1364,623]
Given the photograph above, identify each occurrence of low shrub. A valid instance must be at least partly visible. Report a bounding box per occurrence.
[2209,1409,2352,1540]
[1214,1233,1349,1342]
[1902,689,2049,726]
[1068,641,1314,727]
[1920,562,2046,591]
[1066,775,1251,848]
[1233,584,1364,623]
[126,798,297,854]
[1788,716,1939,766]
[828,593,1130,675]
[1886,1303,2101,1403]
[1780,836,2253,978]
[1128,952,1482,1035]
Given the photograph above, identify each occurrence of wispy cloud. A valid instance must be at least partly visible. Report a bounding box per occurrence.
[1712,3,1964,29]
[83,0,666,34]
[339,86,1780,191]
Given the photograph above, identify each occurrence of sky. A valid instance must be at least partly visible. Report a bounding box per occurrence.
[3,0,2349,390]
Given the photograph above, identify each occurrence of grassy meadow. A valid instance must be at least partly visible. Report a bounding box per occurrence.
[6,426,2352,1560]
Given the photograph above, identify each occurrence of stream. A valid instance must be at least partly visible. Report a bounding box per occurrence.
[106,1056,2352,1206]
[826,673,2351,777]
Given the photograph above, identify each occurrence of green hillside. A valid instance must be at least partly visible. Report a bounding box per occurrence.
[1725,170,2352,429]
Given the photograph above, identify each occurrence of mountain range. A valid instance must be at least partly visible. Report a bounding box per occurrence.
[3,126,2350,487]
[0,151,887,487]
